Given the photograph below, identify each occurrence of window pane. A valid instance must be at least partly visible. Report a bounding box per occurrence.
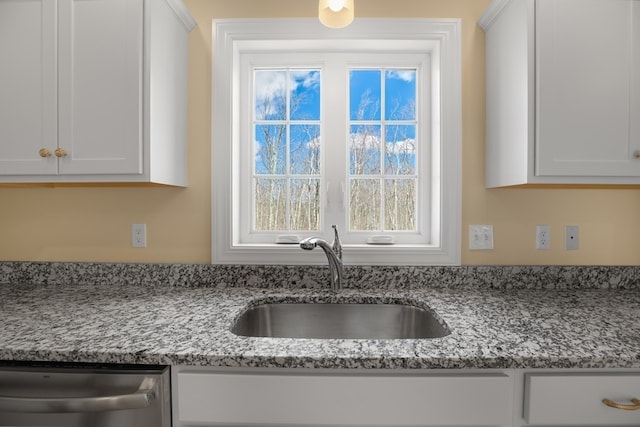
[253,68,322,232]
[385,125,416,175]
[350,124,381,175]
[254,70,286,120]
[290,179,320,231]
[350,70,381,121]
[290,125,320,174]
[385,179,416,231]
[350,179,380,231]
[349,68,419,234]
[385,70,416,120]
[255,124,286,175]
[255,178,286,230]
[290,70,321,121]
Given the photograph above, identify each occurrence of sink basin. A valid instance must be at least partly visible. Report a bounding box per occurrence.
[231,302,450,339]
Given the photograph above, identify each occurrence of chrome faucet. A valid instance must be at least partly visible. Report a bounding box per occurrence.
[300,225,343,290]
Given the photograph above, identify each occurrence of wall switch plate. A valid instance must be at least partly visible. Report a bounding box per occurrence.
[536,225,551,250]
[469,225,494,250]
[565,225,579,250]
[131,223,147,248]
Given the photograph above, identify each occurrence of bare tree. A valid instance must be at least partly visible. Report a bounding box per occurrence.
[350,81,416,232]
[254,71,321,232]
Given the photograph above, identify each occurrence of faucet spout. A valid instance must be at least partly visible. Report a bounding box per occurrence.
[331,224,342,261]
[300,226,343,290]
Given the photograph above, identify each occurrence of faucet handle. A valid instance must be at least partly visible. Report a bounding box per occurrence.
[331,225,342,260]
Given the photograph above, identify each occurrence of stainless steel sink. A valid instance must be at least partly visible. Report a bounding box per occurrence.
[231,302,450,339]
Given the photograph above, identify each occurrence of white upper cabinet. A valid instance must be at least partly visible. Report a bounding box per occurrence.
[0,0,58,176]
[480,0,640,187]
[0,0,195,186]
[58,0,144,176]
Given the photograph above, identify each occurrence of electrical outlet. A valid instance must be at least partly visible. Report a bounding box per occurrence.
[565,225,579,250]
[469,225,494,250]
[131,223,147,248]
[536,225,551,250]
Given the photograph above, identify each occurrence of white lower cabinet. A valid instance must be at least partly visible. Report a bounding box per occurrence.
[172,367,515,427]
[523,372,640,426]
[172,367,640,427]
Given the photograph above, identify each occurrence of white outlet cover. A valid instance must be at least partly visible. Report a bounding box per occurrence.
[536,225,551,250]
[131,223,147,248]
[469,225,494,250]
[565,225,579,250]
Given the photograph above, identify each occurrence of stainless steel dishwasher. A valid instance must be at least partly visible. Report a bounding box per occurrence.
[0,362,170,427]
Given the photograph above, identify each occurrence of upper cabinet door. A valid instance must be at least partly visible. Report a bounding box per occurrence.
[57,0,144,175]
[0,0,58,175]
[536,0,639,177]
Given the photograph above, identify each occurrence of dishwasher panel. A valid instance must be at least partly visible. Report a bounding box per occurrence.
[0,363,170,427]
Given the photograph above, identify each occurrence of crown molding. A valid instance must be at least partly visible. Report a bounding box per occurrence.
[164,0,197,32]
[478,0,514,31]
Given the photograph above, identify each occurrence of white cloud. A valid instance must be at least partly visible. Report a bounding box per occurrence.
[255,70,320,117]
[255,70,320,102]
[306,134,321,150]
[350,132,415,155]
[350,131,381,150]
[387,70,415,83]
[254,70,286,102]
[386,138,416,155]
[291,70,320,90]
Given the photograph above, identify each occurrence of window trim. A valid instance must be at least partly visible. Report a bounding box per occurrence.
[212,18,461,266]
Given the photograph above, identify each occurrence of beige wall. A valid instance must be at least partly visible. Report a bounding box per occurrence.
[1,0,639,265]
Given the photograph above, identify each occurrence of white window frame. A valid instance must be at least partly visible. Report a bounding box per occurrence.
[212,18,461,266]
[241,53,429,245]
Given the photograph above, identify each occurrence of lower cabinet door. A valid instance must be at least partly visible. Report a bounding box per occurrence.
[174,367,514,426]
[525,373,640,426]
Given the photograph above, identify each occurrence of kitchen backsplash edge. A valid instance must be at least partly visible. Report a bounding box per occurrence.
[0,262,638,290]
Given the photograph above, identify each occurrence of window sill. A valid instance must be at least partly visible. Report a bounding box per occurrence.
[214,242,460,266]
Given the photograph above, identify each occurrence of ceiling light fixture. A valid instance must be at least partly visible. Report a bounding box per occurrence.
[319,0,354,29]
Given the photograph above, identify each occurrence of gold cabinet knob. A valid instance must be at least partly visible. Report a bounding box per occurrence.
[39,148,52,158]
[634,150,640,159]
[54,148,68,158]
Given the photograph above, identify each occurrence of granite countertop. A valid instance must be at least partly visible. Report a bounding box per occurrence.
[1,282,639,369]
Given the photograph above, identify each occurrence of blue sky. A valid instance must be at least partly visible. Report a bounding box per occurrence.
[350,69,416,121]
[254,68,417,175]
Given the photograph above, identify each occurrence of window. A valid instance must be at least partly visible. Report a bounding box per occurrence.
[213,19,461,265]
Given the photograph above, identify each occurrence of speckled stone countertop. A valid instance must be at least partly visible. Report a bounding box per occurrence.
[1,280,638,369]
